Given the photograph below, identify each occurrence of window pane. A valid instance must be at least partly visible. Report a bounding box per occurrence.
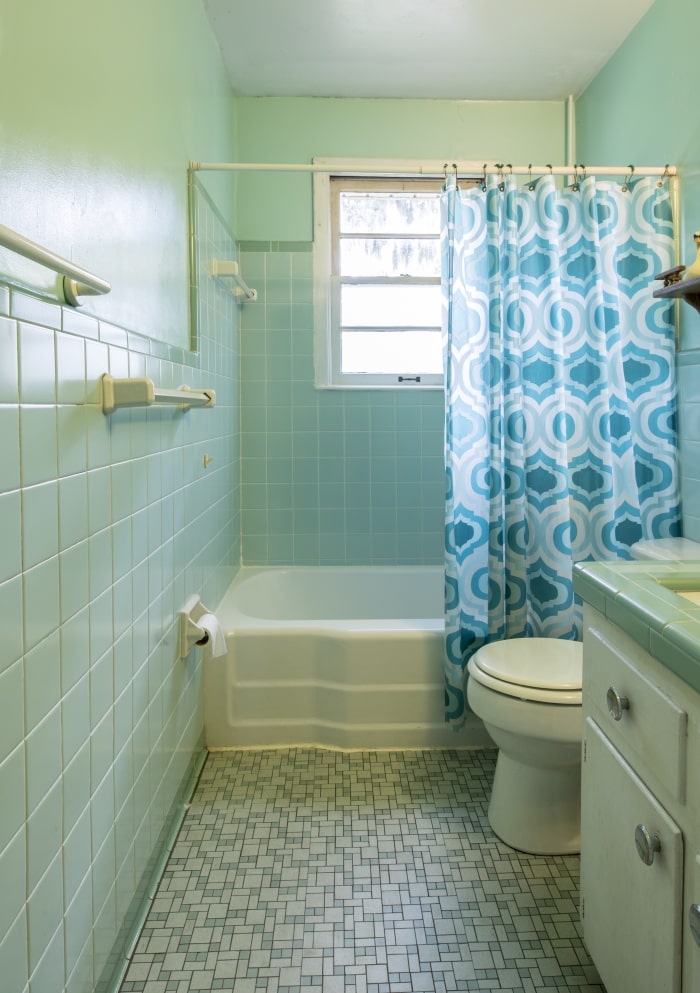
[340,237,439,277]
[339,192,440,235]
[342,330,443,374]
[341,284,441,328]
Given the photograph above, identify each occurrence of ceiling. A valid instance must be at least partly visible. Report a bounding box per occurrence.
[202,0,655,101]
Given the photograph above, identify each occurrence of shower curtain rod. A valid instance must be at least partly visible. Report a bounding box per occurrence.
[190,160,676,178]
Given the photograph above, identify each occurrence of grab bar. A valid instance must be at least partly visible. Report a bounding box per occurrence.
[0,222,111,306]
[101,374,216,414]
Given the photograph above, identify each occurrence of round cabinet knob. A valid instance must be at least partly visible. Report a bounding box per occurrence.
[607,685,630,721]
[690,905,700,948]
[635,824,661,865]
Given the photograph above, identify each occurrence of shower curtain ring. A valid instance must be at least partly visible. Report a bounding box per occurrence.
[622,164,635,192]
[496,163,505,192]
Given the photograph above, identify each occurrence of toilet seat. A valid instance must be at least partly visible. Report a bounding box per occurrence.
[468,638,582,705]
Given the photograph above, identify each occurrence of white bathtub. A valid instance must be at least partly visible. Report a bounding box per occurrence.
[204,566,489,750]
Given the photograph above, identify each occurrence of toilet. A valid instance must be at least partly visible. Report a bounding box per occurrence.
[467,537,700,856]
[467,637,583,855]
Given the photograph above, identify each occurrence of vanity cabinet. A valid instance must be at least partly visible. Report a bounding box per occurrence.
[581,606,700,993]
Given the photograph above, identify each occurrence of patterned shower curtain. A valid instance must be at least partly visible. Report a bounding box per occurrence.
[442,173,681,727]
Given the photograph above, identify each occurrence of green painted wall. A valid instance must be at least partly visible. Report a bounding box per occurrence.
[0,0,236,346]
[576,0,700,347]
[576,0,700,537]
[232,97,567,240]
[576,0,700,167]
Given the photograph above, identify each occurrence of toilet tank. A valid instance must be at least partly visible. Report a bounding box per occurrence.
[630,538,700,561]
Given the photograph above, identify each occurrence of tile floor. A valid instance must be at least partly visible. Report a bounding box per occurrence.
[120,749,605,993]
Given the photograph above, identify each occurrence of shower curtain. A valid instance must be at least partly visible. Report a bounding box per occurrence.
[442,173,681,727]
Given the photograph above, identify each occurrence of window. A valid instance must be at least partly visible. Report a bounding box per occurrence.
[313,166,443,388]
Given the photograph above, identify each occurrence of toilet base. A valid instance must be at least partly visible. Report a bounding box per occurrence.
[488,751,581,855]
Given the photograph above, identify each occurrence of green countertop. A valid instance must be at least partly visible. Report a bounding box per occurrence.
[574,560,700,693]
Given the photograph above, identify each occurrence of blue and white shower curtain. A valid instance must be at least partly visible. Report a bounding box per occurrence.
[442,173,681,726]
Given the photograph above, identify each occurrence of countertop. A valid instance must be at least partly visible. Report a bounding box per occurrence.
[574,559,700,693]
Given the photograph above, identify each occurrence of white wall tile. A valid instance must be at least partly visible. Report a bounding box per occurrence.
[0,743,25,849]
[2,181,240,992]
[0,407,21,493]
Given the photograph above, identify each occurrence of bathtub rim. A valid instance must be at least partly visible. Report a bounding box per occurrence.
[214,564,446,633]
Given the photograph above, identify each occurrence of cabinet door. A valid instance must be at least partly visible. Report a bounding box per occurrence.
[581,718,683,993]
[687,856,700,993]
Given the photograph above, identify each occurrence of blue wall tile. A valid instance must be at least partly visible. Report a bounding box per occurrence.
[240,245,444,566]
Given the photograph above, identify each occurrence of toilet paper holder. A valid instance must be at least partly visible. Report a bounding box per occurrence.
[179,594,215,657]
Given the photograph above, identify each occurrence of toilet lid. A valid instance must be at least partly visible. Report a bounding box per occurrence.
[471,638,582,695]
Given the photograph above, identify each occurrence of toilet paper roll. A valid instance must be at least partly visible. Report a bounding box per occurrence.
[197,612,227,658]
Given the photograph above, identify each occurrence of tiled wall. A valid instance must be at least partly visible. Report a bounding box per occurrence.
[677,351,700,541]
[0,180,239,993]
[239,243,445,566]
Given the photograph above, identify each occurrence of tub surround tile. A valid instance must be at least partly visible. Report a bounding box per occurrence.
[240,245,444,568]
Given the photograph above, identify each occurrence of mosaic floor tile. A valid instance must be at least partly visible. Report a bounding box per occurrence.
[119,749,605,993]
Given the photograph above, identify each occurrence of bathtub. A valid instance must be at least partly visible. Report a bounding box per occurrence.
[204,566,489,750]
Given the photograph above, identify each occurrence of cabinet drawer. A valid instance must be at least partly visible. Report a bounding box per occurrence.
[584,625,687,803]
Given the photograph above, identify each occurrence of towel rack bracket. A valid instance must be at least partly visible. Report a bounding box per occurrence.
[210,257,257,302]
[101,373,216,414]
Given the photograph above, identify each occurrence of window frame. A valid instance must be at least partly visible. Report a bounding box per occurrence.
[313,160,444,390]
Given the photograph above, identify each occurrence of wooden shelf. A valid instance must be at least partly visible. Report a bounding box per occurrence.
[653,274,700,315]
